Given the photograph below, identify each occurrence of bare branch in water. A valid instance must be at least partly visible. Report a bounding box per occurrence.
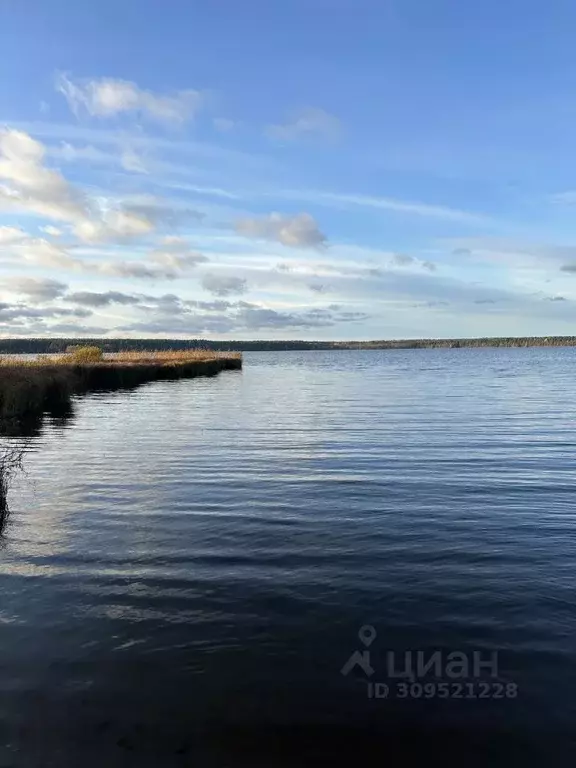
[0,446,25,534]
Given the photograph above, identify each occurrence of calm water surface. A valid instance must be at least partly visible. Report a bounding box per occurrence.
[1,349,576,765]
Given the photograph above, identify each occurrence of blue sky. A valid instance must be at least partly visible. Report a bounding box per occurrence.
[2,0,576,339]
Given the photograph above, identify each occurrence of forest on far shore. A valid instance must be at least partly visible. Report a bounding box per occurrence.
[1,336,576,354]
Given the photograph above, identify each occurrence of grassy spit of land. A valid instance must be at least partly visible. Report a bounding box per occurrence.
[0,348,242,435]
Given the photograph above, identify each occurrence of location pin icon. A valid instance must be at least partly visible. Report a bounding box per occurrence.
[358,625,377,647]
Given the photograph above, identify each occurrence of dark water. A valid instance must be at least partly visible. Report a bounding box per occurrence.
[2,349,576,765]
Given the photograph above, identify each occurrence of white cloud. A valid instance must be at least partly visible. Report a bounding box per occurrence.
[41,225,63,237]
[0,129,90,223]
[116,298,366,336]
[74,197,204,245]
[97,260,179,280]
[235,212,327,249]
[239,307,336,329]
[74,208,155,243]
[5,229,204,281]
[0,130,196,245]
[202,273,248,296]
[0,225,27,244]
[17,237,80,270]
[150,237,209,270]
[2,276,68,302]
[0,304,92,322]
[266,107,341,142]
[56,73,204,125]
[64,290,141,307]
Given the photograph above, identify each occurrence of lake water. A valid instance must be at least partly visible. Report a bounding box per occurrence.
[1,348,576,765]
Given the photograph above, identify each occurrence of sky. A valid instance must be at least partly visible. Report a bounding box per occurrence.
[2,0,576,340]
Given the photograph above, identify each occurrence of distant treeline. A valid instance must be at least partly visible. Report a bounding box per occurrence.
[2,336,576,353]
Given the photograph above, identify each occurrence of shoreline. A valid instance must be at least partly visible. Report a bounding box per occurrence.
[0,353,242,436]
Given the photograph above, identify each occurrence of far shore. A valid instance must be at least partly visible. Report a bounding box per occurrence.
[1,336,576,355]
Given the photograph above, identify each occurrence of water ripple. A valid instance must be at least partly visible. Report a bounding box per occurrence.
[2,349,576,763]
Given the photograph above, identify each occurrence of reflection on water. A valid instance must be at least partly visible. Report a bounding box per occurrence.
[0,403,75,536]
[1,350,576,765]
[0,402,76,439]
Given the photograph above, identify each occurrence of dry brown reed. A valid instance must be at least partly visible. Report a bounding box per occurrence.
[0,348,242,434]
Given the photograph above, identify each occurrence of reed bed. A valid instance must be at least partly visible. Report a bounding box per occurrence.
[0,348,242,366]
[0,347,242,434]
[105,349,242,364]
